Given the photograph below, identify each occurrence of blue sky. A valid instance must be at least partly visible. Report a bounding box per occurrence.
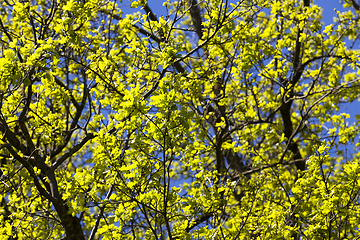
[121,0,360,155]
[317,0,346,23]
[121,0,350,30]
[317,0,360,125]
[123,0,359,115]
[126,0,348,20]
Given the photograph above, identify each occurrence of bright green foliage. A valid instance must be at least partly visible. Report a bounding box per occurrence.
[1,0,360,239]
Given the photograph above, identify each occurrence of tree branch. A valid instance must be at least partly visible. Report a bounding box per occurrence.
[188,0,203,39]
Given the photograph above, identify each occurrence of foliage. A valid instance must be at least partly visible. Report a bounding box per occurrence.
[1,0,360,239]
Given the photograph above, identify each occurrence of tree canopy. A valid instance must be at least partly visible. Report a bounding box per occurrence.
[1,0,360,239]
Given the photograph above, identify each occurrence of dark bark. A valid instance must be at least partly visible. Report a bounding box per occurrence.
[280,100,305,171]
[0,71,86,240]
[188,0,203,38]
[351,0,360,10]
[52,198,85,240]
[304,0,310,7]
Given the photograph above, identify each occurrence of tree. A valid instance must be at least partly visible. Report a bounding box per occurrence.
[1,0,360,239]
